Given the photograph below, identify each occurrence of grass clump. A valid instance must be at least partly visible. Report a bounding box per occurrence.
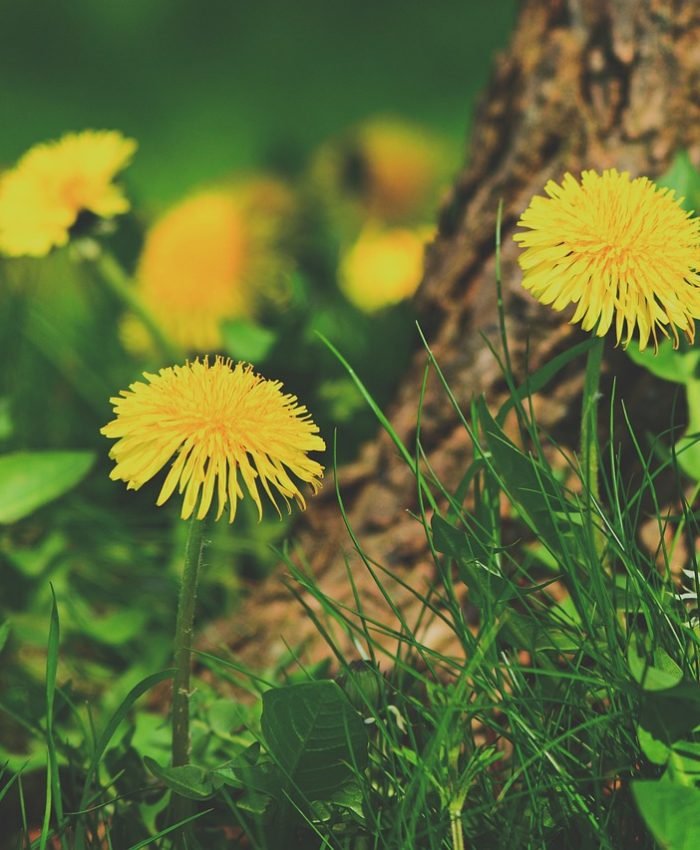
[3,310,700,848]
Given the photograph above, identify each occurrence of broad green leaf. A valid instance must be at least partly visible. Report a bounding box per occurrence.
[0,451,95,524]
[221,318,276,363]
[144,757,222,800]
[638,688,700,764]
[626,340,700,385]
[261,680,368,802]
[633,780,700,850]
[628,636,684,692]
[657,149,700,212]
[637,724,671,766]
[669,741,700,781]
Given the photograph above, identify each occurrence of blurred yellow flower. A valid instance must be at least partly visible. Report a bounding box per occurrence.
[340,225,429,313]
[357,120,442,220]
[514,169,700,351]
[312,118,444,223]
[0,130,136,257]
[134,190,249,353]
[101,356,325,523]
[128,180,295,353]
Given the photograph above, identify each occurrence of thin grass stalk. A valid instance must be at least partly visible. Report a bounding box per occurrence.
[42,587,67,850]
[581,337,605,557]
[90,248,182,362]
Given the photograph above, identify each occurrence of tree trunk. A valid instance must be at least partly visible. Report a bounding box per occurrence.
[202,0,700,673]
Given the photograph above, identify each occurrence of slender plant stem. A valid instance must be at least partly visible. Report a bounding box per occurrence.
[581,337,605,552]
[89,248,182,363]
[170,517,206,848]
[450,809,466,850]
[172,516,207,768]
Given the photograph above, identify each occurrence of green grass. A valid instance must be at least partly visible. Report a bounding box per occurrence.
[6,285,699,847]
[268,333,698,849]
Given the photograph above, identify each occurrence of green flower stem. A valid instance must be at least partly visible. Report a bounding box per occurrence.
[581,337,605,550]
[169,517,206,845]
[90,248,182,363]
[172,515,207,768]
[449,808,466,850]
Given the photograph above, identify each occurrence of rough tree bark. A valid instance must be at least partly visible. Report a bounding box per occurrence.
[203,0,700,672]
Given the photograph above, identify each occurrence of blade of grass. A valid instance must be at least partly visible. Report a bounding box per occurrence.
[40,586,65,850]
[315,330,438,513]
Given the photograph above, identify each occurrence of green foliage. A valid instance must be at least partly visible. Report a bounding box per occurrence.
[221,318,277,364]
[628,635,684,692]
[632,781,700,849]
[144,758,223,801]
[0,451,95,523]
[260,680,369,801]
[656,149,700,212]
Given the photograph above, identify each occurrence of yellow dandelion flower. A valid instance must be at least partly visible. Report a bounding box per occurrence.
[136,190,249,352]
[312,118,445,222]
[514,168,700,351]
[339,225,429,313]
[132,179,295,353]
[0,130,136,257]
[357,119,442,220]
[101,357,325,523]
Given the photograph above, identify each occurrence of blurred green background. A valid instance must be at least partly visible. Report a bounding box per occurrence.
[0,0,517,208]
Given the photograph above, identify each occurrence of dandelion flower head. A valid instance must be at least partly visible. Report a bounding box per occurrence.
[135,190,250,353]
[356,119,442,220]
[101,357,325,523]
[0,130,136,257]
[340,225,429,313]
[514,168,700,351]
[129,179,295,353]
[312,119,443,222]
